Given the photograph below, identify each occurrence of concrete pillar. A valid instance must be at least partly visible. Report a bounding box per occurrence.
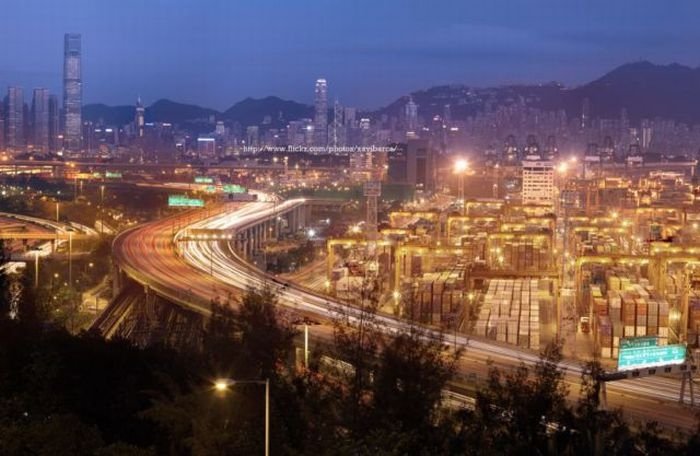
[112,265,122,299]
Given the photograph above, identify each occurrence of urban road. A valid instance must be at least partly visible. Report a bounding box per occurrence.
[112,198,700,432]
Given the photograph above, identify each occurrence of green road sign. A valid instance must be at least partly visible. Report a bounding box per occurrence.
[618,343,686,371]
[194,176,214,184]
[168,195,204,207]
[105,171,122,179]
[223,184,246,193]
[620,336,658,350]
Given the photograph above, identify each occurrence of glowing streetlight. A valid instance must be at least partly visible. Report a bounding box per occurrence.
[454,158,468,174]
[214,379,229,392]
[454,158,469,215]
[213,378,270,456]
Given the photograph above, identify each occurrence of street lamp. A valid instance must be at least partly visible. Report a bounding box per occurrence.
[67,229,74,286]
[100,185,106,235]
[214,378,270,456]
[453,158,469,215]
[30,248,42,288]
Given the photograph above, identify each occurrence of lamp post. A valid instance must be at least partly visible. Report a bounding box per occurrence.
[31,248,41,288]
[100,185,105,235]
[66,229,74,286]
[214,378,270,456]
[454,159,469,216]
[556,161,570,342]
[55,201,60,222]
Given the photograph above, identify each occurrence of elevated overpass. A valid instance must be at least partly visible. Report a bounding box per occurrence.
[106,195,700,430]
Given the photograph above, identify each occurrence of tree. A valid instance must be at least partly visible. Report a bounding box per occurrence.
[372,325,459,433]
[363,325,461,454]
[331,269,383,433]
[466,343,575,454]
[571,360,636,455]
[234,285,298,379]
[0,240,10,320]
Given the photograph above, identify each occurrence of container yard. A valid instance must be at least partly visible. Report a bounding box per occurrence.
[592,274,671,359]
[475,278,551,350]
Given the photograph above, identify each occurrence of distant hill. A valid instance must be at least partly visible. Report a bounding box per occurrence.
[373,83,564,122]
[560,61,700,123]
[146,99,218,123]
[223,96,313,127]
[82,103,134,126]
[83,62,700,128]
[83,99,218,126]
[83,96,311,128]
[375,61,700,125]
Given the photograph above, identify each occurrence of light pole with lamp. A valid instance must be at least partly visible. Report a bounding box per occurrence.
[454,159,469,216]
[214,378,270,456]
[100,184,105,235]
[31,248,42,288]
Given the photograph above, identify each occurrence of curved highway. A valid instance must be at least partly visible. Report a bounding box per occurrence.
[113,198,700,430]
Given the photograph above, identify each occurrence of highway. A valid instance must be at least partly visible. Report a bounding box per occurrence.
[0,211,97,258]
[113,198,700,431]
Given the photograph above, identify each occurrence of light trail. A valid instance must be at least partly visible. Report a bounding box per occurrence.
[113,196,700,430]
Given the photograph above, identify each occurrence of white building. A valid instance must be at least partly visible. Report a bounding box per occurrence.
[521,160,554,205]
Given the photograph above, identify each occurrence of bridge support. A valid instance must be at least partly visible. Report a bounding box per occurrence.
[680,370,695,406]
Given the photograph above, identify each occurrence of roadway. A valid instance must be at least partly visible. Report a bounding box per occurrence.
[0,211,97,258]
[113,199,700,431]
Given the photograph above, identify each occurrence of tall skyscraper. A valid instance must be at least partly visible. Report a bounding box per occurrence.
[135,97,145,137]
[6,86,24,150]
[0,108,4,151]
[581,97,590,129]
[63,33,82,151]
[314,78,328,148]
[331,99,345,148]
[32,88,50,152]
[405,96,418,132]
[48,95,60,152]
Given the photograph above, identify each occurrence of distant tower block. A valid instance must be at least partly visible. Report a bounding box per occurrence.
[314,78,328,148]
[135,96,145,138]
[364,181,381,240]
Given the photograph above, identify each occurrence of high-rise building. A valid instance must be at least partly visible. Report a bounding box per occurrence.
[331,99,345,148]
[135,97,145,138]
[0,108,4,151]
[197,136,216,159]
[314,78,328,148]
[6,86,24,150]
[581,98,590,129]
[343,107,356,128]
[521,160,554,205]
[246,125,259,148]
[32,88,50,152]
[63,33,82,151]
[405,96,418,133]
[48,95,60,152]
[406,138,435,192]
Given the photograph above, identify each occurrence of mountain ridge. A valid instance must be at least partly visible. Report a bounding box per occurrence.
[82,61,700,127]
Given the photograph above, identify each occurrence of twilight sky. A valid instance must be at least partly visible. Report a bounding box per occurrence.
[1,0,699,110]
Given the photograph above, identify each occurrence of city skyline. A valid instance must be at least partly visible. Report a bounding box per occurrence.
[3,0,700,109]
[3,2,700,453]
